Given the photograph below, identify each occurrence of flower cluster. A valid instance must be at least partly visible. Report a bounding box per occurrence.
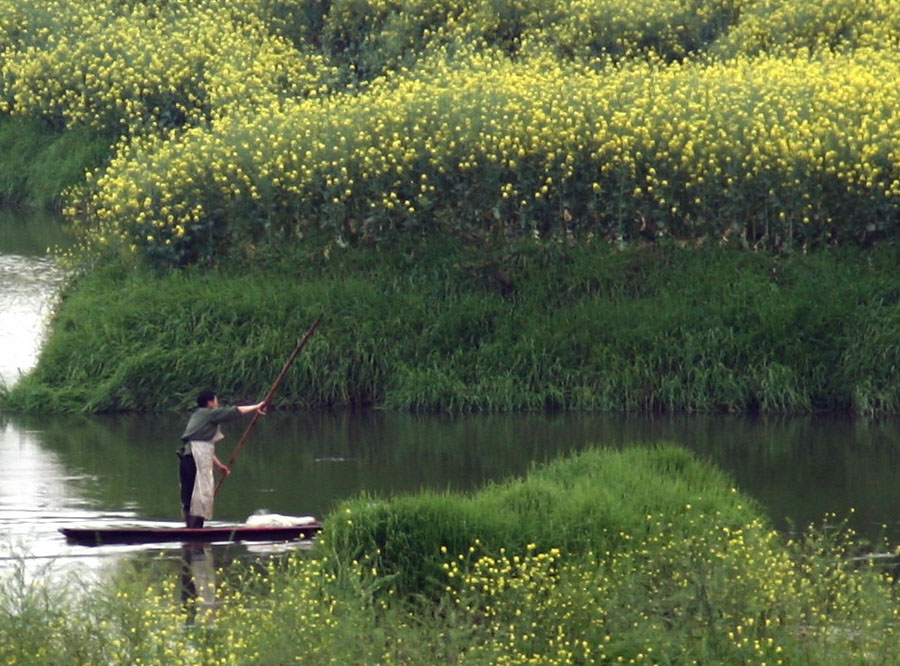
[0,0,338,132]
[3,0,900,266]
[438,514,899,665]
[70,43,900,266]
[713,0,900,58]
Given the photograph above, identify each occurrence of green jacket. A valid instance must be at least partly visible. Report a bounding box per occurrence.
[178,406,241,456]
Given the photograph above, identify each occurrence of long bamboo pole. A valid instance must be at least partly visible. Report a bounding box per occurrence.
[214,314,323,496]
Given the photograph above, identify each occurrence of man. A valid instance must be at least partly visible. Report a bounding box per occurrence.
[178,390,267,527]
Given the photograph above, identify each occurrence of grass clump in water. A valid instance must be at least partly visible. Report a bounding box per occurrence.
[322,445,760,597]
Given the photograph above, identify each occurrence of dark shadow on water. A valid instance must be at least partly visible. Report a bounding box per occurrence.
[180,543,217,625]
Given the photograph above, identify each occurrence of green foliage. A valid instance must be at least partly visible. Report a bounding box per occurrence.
[838,303,900,415]
[318,0,745,74]
[5,1,900,414]
[254,0,332,48]
[0,116,111,209]
[7,241,900,414]
[322,445,760,596]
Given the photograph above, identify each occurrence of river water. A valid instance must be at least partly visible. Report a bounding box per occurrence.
[2,212,900,589]
[0,211,66,388]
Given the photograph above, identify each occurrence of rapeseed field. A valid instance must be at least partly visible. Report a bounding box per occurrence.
[2,0,899,267]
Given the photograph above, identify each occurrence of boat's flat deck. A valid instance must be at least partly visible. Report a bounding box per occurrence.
[60,522,322,546]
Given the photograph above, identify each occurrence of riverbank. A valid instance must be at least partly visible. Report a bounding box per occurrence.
[0,116,111,211]
[4,239,900,415]
[4,1,900,415]
[2,445,897,665]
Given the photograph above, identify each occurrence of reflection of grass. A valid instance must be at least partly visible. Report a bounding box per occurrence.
[8,241,900,415]
[0,209,72,255]
[2,446,898,665]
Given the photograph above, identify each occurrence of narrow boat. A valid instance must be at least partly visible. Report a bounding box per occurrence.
[60,521,321,546]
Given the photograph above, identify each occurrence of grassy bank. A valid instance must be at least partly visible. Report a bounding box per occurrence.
[3,446,898,665]
[4,1,900,416]
[0,116,111,210]
[5,240,900,415]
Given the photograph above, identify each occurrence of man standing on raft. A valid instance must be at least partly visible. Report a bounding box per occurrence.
[178,390,267,527]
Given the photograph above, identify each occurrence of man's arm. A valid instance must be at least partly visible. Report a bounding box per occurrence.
[238,401,267,415]
[214,456,231,477]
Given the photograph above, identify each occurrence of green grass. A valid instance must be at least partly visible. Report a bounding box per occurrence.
[6,239,900,415]
[322,444,760,596]
[0,115,111,210]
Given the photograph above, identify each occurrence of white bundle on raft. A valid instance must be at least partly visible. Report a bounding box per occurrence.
[244,512,317,527]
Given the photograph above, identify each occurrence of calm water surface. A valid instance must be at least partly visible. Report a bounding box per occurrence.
[2,410,900,581]
[2,210,900,588]
[0,211,66,388]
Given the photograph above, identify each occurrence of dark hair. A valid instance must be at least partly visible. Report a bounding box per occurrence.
[197,390,217,407]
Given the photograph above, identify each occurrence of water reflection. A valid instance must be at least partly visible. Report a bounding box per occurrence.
[0,209,73,256]
[0,209,70,388]
[0,254,64,388]
[0,417,140,586]
[181,544,217,625]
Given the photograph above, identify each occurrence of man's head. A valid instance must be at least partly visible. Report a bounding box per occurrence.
[197,390,218,408]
